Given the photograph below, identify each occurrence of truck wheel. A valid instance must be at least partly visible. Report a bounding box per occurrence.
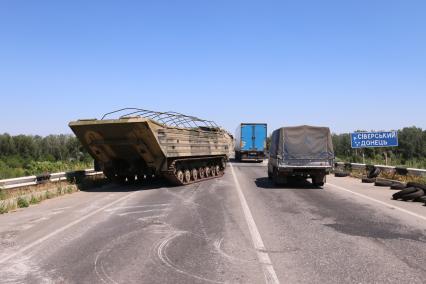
[313,175,326,187]
[272,168,279,185]
[268,170,272,179]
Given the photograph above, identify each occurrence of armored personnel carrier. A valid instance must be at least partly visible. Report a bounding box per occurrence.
[69,108,233,185]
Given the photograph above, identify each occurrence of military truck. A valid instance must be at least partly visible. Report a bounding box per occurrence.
[69,108,233,185]
[268,125,334,186]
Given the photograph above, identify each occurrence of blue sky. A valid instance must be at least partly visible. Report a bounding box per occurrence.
[1,0,425,135]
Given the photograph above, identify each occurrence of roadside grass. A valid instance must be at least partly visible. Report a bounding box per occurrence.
[45,190,53,199]
[17,197,29,208]
[0,196,8,214]
[0,187,6,200]
[30,195,40,205]
[66,185,73,194]
[349,169,426,185]
[0,175,107,214]
[379,171,426,184]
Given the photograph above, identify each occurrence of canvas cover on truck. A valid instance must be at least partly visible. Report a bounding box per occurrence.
[270,125,334,160]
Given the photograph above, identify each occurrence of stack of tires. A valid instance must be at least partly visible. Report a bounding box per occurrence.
[334,162,351,178]
[361,167,381,183]
[392,183,426,203]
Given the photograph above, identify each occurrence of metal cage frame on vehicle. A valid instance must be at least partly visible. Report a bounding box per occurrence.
[101,108,220,130]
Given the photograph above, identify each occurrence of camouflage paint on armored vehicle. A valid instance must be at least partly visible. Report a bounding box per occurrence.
[69,108,233,185]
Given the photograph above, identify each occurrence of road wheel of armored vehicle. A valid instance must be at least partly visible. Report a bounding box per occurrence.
[136,174,144,182]
[215,165,221,175]
[205,166,211,177]
[211,166,217,176]
[146,174,154,181]
[176,170,184,184]
[184,170,192,184]
[221,159,227,170]
[192,169,198,181]
[198,167,205,179]
[127,175,136,184]
[117,176,127,184]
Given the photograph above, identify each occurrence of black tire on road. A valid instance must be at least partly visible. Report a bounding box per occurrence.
[392,187,418,200]
[362,177,375,183]
[335,172,349,178]
[401,189,424,201]
[414,196,426,203]
[368,168,381,179]
[406,182,426,191]
[374,180,393,187]
[390,183,406,190]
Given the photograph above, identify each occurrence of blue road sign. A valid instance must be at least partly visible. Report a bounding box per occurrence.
[351,131,398,149]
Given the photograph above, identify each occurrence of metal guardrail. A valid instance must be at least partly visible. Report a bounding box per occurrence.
[0,169,103,189]
[335,162,426,177]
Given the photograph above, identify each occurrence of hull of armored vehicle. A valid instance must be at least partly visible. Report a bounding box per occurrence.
[69,110,232,185]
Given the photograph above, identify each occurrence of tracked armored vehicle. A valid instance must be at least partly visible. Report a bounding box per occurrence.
[69,108,233,185]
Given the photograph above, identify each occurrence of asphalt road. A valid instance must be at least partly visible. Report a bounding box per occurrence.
[0,162,425,284]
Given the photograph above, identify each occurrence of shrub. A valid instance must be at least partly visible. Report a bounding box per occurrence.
[17,197,29,208]
[56,186,64,196]
[45,190,53,199]
[0,201,7,214]
[0,188,6,200]
[66,185,74,194]
[29,195,40,204]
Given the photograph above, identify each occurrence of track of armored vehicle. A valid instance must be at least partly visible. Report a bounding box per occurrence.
[69,108,233,186]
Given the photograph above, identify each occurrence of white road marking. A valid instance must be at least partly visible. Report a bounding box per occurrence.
[117,209,168,217]
[0,191,139,265]
[230,164,280,284]
[327,183,426,222]
[52,207,72,211]
[137,214,168,221]
[105,203,170,212]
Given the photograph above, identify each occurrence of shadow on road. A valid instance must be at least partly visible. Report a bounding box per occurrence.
[80,178,171,193]
[255,177,322,190]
